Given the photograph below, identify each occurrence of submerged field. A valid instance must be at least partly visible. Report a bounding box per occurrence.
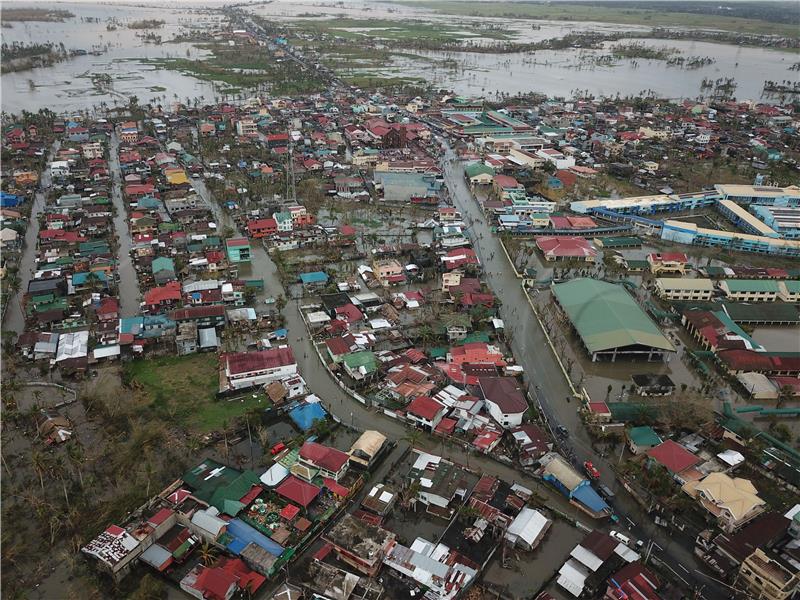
[392,0,800,38]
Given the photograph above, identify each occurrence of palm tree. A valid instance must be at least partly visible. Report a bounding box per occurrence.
[199,541,218,566]
[66,443,85,490]
[403,429,423,449]
[31,450,49,492]
[49,455,70,509]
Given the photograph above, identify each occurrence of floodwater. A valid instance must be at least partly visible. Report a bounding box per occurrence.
[3,141,57,336]
[5,0,796,114]
[1,1,223,114]
[751,326,800,353]
[384,38,796,100]
[109,132,142,317]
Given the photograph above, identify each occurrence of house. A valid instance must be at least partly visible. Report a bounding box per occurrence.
[407,451,471,518]
[348,430,387,470]
[295,441,350,482]
[405,395,447,431]
[505,507,551,550]
[342,351,378,381]
[222,347,297,391]
[372,259,404,286]
[143,281,182,312]
[738,548,799,600]
[299,271,329,288]
[478,376,527,428]
[323,513,396,577]
[683,473,765,533]
[511,423,550,466]
[646,440,700,482]
[626,426,662,455]
[81,525,143,581]
[247,218,277,238]
[226,237,251,263]
[449,342,504,367]
[603,561,661,600]
[464,162,495,186]
[647,252,688,275]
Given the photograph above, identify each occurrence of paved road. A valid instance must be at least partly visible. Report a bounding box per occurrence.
[440,144,724,599]
[108,132,141,317]
[3,142,57,336]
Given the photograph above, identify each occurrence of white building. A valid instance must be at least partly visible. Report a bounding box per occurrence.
[222,347,297,390]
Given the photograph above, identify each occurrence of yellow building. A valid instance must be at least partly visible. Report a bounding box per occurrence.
[738,548,799,600]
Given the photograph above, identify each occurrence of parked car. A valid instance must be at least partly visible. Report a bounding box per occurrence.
[556,425,569,438]
[583,460,600,480]
[610,530,631,547]
[270,442,287,456]
[598,484,615,501]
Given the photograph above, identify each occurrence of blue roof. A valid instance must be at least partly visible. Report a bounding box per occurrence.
[299,271,328,284]
[72,271,108,285]
[272,328,288,339]
[0,193,21,208]
[225,518,284,556]
[289,402,328,431]
[120,316,144,334]
[571,485,609,513]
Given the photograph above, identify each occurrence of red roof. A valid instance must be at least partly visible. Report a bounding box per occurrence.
[335,303,364,324]
[325,337,351,357]
[537,236,597,259]
[225,347,296,375]
[339,225,356,236]
[144,281,181,305]
[494,174,520,189]
[195,566,237,600]
[322,478,350,497]
[216,557,265,595]
[588,401,611,415]
[96,297,119,315]
[479,376,528,415]
[406,395,445,421]
[300,441,349,473]
[147,508,174,527]
[275,475,321,508]
[646,440,700,473]
[435,417,457,435]
[280,504,300,521]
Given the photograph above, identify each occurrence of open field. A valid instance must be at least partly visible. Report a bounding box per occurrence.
[391,1,800,37]
[124,353,269,433]
[1,8,74,23]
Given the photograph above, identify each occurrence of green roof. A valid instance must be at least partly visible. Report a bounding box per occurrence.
[597,236,641,248]
[552,279,675,354]
[607,402,659,422]
[782,280,800,293]
[343,351,377,372]
[628,426,662,447]
[428,347,448,359]
[464,162,495,178]
[458,332,490,345]
[723,279,780,293]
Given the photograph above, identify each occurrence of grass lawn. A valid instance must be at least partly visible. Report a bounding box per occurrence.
[125,354,270,433]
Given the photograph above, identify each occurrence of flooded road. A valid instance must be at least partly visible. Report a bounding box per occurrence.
[440,144,725,599]
[109,132,141,317]
[2,142,57,336]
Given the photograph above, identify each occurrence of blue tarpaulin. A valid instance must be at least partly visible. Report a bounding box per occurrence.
[289,402,327,431]
[0,193,21,208]
[571,485,609,514]
[225,518,284,556]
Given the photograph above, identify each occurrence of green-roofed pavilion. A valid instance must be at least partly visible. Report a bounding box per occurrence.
[552,278,675,362]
